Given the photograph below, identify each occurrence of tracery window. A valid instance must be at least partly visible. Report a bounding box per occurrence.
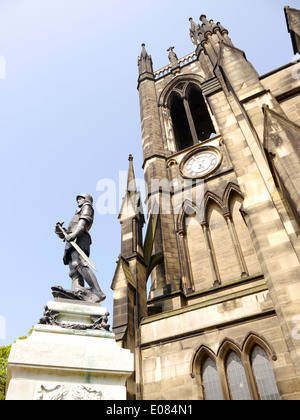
[226,351,251,400]
[182,186,261,292]
[168,83,216,151]
[170,94,193,150]
[196,339,280,400]
[251,346,280,400]
[202,357,223,400]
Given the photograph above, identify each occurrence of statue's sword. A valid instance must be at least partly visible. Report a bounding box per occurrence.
[56,223,98,272]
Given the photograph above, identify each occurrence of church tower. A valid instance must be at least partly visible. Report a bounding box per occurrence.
[112,7,300,400]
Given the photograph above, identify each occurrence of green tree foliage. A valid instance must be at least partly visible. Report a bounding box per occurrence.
[0,344,11,400]
[0,329,33,400]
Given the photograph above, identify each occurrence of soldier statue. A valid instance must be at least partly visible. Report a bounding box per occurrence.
[54,194,106,303]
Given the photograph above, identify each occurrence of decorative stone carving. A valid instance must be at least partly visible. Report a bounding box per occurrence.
[35,384,103,400]
[39,305,110,332]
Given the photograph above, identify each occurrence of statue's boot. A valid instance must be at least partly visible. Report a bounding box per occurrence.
[76,265,106,303]
[70,270,85,292]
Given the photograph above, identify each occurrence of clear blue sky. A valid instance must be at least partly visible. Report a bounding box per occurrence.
[0,0,299,346]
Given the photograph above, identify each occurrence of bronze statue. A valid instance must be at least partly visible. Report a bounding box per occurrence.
[54,194,106,304]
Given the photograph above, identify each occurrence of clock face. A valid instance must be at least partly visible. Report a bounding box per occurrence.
[181,148,221,178]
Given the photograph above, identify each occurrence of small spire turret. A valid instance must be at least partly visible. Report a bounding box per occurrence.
[119,155,145,258]
[200,14,213,36]
[138,43,154,76]
[189,17,201,46]
[127,154,137,198]
[216,21,229,35]
[189,14,229,46]
[188,13,232,63]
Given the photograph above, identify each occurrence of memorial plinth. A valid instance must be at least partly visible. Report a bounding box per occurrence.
[6,300,134,400]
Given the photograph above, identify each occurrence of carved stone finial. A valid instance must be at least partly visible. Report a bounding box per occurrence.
[138,43,154,76]
[189,16,206,47]
[140,43,147,58]
[216,21,229,35]
[200,14,213,36]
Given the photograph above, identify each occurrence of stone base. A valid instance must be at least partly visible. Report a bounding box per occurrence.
[6,301,134,400]
[39,299,112,331]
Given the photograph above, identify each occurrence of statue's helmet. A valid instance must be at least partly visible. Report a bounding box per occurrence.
[76,194,93,204]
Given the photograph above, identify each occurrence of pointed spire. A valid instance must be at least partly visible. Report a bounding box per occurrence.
[118,155,145,259]
[189,17,207,48]
[189,17,201,46]
[119,154,144,223]
[138,43,154,76]
[140,43,148,60]
[189,17,198,32]
[127,154,137,197]
[284,6,300,54]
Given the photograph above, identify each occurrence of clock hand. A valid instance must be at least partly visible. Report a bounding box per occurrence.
[198,159,206,170]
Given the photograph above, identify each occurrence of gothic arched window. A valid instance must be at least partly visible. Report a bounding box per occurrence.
[168,82,216,152]
[202,357,223,400]
[226,351,251,400]
[170,94,194,150]
[192,335,280,400]
[188,87,215,142]
[251,346,280,400]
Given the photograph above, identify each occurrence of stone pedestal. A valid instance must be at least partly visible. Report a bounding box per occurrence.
[6,300,134,400]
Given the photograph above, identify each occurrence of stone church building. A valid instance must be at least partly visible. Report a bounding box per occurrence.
[111,7,300,400]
